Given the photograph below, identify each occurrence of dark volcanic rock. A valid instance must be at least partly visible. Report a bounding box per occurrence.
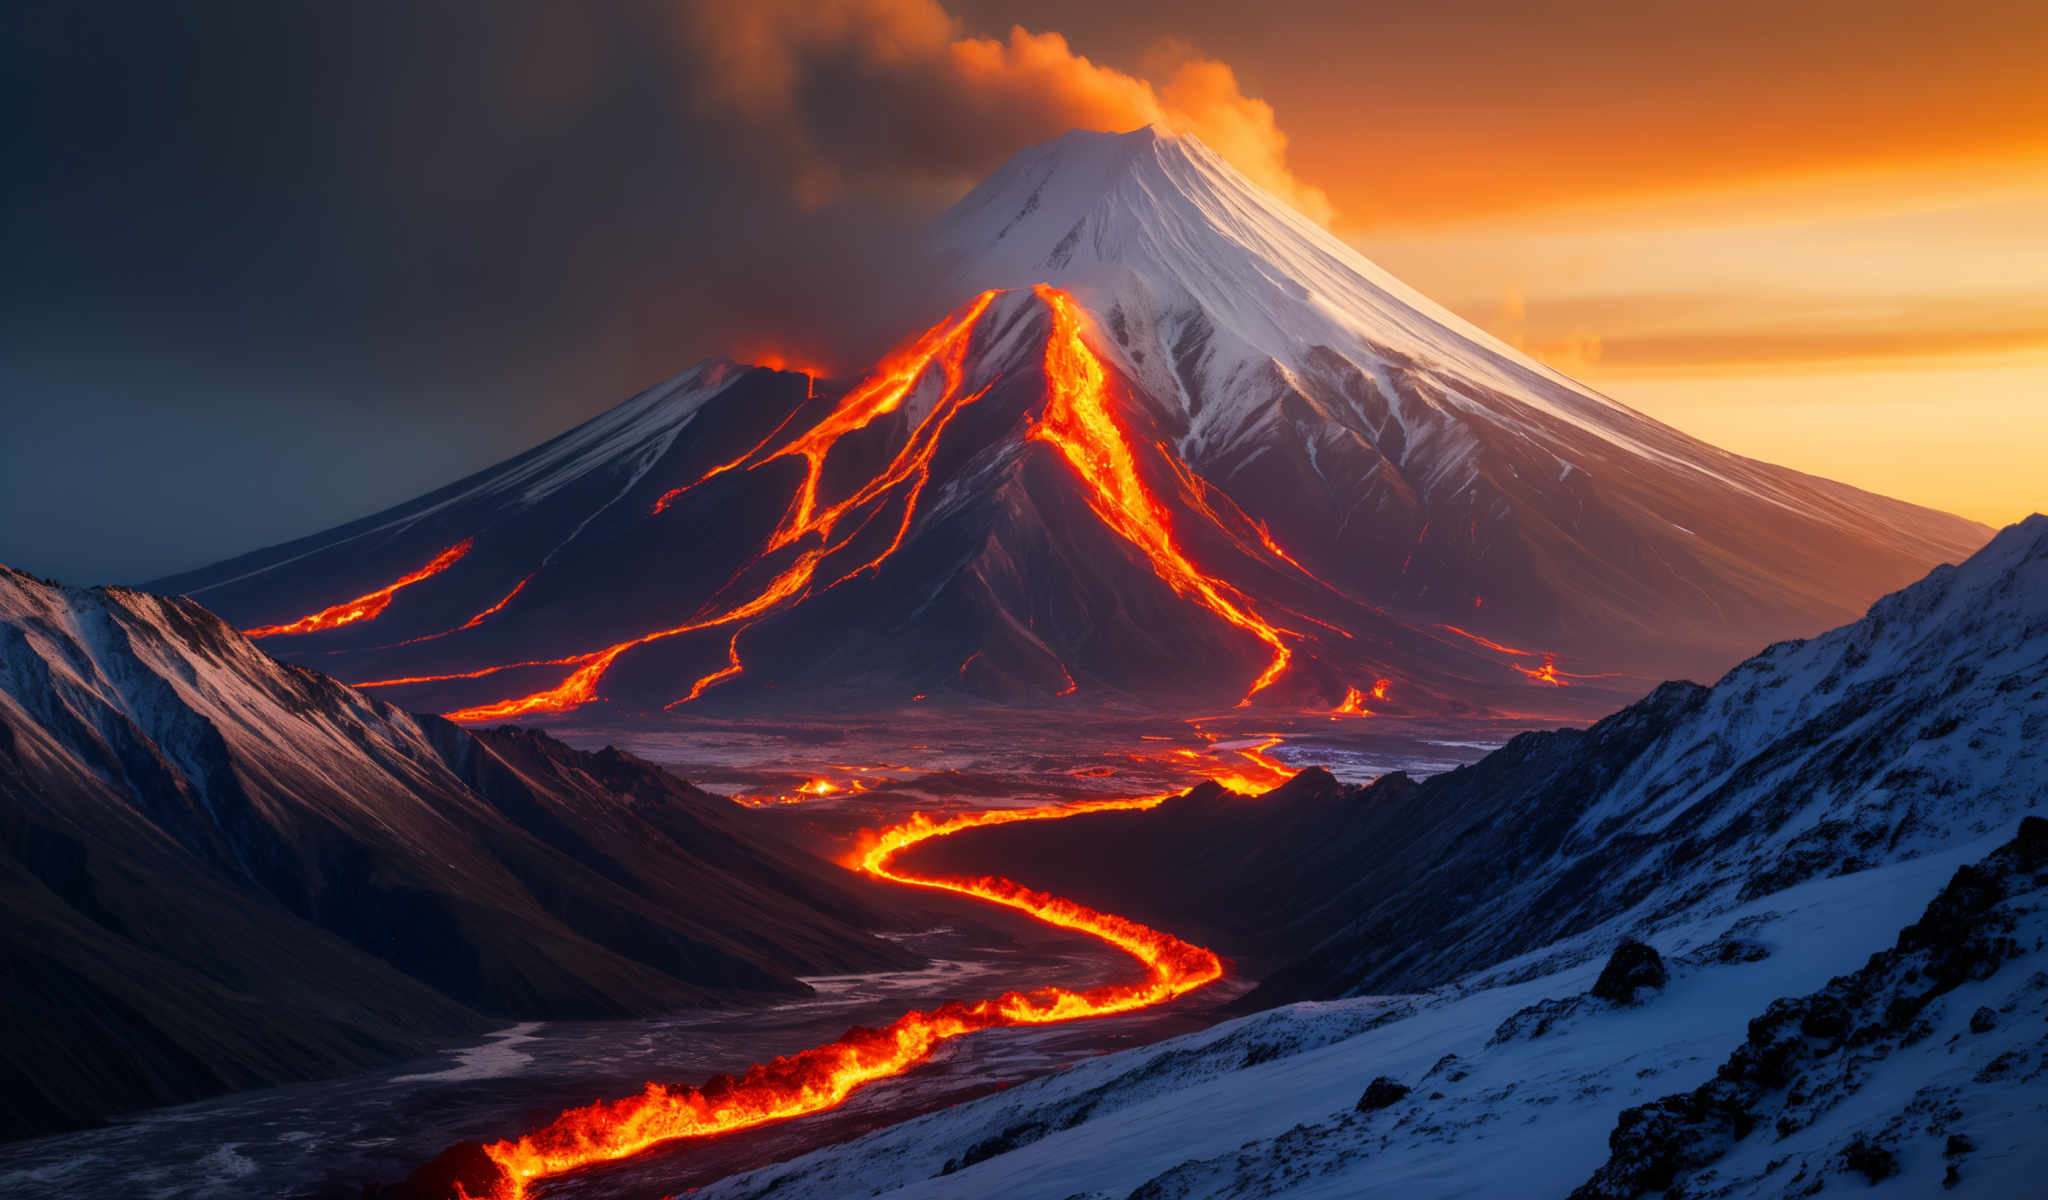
[1840,1134,1900,1182]
[1589,939,1669,1006]
[1571,815,2048,1200]
[1354,1076,1411,1112]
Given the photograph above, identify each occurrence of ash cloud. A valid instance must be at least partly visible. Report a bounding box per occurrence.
[0,0,1319,582]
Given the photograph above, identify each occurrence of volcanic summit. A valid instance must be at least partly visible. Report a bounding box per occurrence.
[151,127,1988,720]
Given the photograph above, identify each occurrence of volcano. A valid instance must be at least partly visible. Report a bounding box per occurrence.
[151,128,1987,721]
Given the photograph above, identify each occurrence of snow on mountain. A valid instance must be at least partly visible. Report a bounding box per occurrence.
[1248,513,2048,1006]
[145,128,1988,719]
[0,564,915,1137]
[931,127,1990,673]
[681,519,2047,1200]
[931,125,1630,449]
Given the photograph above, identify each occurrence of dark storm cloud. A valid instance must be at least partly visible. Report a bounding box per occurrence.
[0,3,938,582]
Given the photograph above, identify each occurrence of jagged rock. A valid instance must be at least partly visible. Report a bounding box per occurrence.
[1354,1076,1411,1112]
[1840,1134,1899,1182]
[1590,939,1668,1006]
[1488,996,1579,1044]
[1968,1005,1998,1033]
[1571,815,2048,1200]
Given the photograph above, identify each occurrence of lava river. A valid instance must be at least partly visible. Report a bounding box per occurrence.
[444,785,1249,1200]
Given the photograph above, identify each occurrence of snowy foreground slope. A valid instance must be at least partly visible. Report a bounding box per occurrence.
[695,520,2048,1200]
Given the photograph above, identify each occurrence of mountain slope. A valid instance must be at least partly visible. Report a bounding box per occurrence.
[0,565,916,1138]
[678,520,2047,1200]
[691,822,2048,1200]
[146,129,1986,721]
[929,127,1989,676]
[911,515,2048,1008]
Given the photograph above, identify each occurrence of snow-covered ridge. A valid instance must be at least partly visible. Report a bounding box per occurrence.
[1250,515,2048,1006]
[688,520,2047,1200]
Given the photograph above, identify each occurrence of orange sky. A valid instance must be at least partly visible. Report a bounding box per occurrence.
[935,0,2048,527]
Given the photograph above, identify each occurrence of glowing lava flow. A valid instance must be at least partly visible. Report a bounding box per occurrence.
[761,291,997,550]
[242,540,472,638]
[1437,624,1593,687]
[1332,677,1393,714]
[1213,736,1297,793]
[437,284,1301,720]
[438,294,1002,722]
[1435,623,1536,657]
[458,792,1222,1200]
[651,375,814,516]
[1028,286,1294,705]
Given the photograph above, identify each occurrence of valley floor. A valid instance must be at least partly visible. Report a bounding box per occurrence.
[0,923,1245,1200]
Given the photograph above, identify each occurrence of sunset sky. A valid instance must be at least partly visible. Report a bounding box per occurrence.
[2,0,2042,580]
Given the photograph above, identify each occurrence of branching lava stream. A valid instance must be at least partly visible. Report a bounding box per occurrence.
[451,785,1253,1199]
[422,284,1310,723]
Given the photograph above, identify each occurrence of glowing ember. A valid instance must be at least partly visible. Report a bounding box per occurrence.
[242,540,472,639]
[453,791,1220,1200]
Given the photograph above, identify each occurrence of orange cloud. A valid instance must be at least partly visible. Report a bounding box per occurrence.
[670,0,1331,223]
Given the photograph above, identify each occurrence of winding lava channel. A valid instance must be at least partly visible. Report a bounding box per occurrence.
[451,787,1248,1200]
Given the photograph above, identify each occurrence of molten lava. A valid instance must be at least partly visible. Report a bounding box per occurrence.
[455,791,1222,1200]
[1435,623,1536,657]
[1028,286,1294,706]
[242,540,472,639]
[440,292,1007,721]
[1331,686,1372,716]
[1437,624,1583,687]
[1212,736,1297,794]
[456,575,530,631]
[435,286,1311,721]
[651,380,814,516]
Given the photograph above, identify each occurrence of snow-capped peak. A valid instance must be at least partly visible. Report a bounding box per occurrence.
[930,126,1643,453]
